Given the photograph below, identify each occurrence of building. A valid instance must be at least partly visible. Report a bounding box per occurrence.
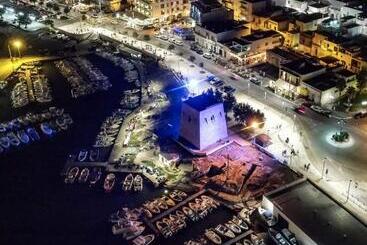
[308,2,329,14]
[266,47,300,68]
[194,19,250,52]
[273,59,326,99]
[190,0,231,25]
[262,179,367,245]
[240,0,269,22]
[179,94,228,151]
[301,69,358,106]
[132,0,190,23]
[294,13,326,32]
[220,0,242,20]
[221,30,284,65]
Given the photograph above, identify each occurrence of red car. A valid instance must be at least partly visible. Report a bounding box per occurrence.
[295,106,306,114]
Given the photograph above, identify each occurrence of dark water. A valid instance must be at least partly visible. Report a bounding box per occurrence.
[0,56,233,245]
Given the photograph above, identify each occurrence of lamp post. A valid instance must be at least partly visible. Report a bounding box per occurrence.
[321,157,327,179]
[12,40,22,58]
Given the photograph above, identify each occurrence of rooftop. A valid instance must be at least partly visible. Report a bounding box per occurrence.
[303,73,342,91]
[184,94,221,111]
[191,0,223,13]
[281,59,324,75]
[200,20,247,34]
[267,47,300,61]
[265,180,367,245]
[336,68,355,78]
[295,12,324,23]
[241,30,281,42]
[309,2,329,8]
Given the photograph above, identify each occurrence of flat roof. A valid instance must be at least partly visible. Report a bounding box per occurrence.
[200,20,246,34]
[295,12,324,23]
[309,2,329,8]
[281,59,324,75]
[265,180,367,245]
[303,73,341,91]
[184,94,221,111]
[241,30,281,42]
[267,47,300,61]
[191,0,223,13]
[336,68,355,78]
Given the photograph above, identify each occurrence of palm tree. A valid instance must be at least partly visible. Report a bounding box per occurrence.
[17,14,32,28]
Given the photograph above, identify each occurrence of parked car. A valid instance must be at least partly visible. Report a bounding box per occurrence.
[213,80,224,87]
[195,49,203,55]
[354,111,367,119]
[295,105,306,114]
[310,105,331,116]
[174,39,183,46]
[221,85,236,93]
[203,52,212,59]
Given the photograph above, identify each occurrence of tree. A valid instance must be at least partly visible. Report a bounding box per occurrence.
[167,44,175,50]
[199,62,203,67]
[63,6,71,15]
[143,34,150,41]
[223,92,236,112]
[132,31,139,38]
[345,86,357,102]
[189,55,196,62]
[45,2,53,9]
[52,4,60,12]
[29,0,37,5]
[0,7,5,20]
[336,80,347,99]
[81,14,87,21]
[44,19,54,27]
[233,103,265,127]
[17,14,32,28]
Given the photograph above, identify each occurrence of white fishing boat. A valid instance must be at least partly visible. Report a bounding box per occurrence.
[26,127,40,141]
[123,174,134,191]
[40,122,53,135]
[65,167,79,184]
[133,175,143,191]
[205,229,222,244]
[169,191,183,202]
[143,202,160,214]
[0,136,10,149]
[215,224,235,238]
[132,234,155,245]
[17,130,29,144]
[226,221,242,234]
[232,216,249,230]
[112,220,142,235]
[78,168,90,183]
[182,206,198,221]
[78,150,88,162]
[161,196,175,206]
[123,225,145,240]
[243,239,253,245]
[104,173,116,192]
[7,132,20,146]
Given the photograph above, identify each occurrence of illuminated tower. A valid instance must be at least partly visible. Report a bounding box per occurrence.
[179,94,228,150]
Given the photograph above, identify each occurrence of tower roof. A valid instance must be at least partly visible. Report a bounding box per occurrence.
[184,94,221,111]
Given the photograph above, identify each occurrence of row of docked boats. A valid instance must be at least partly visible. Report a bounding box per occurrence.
[0,107,66,133]
[120,89,140,109]
[64,166,102,185]
[54,59,93,98]
[11,79,29,108]
[103,173,144,193]
[155,195,219,238]
[33,75,52,103]
[0,108,72,153]
[77,148,100,162]
[94,109,131,148]
[142,190,187,219]
[186,215,251,245]
[73,57,111,91]
[123,174,143,192]
[109,207,155,245]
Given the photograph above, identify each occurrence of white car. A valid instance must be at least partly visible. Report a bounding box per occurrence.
[174,39,183,46]
[203,53,212,59]
[310,105,331,116]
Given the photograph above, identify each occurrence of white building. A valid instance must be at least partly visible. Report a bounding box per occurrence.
[179,94,228,150]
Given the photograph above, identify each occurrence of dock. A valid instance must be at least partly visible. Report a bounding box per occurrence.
[222,230,254,245]
[150,189,207,223]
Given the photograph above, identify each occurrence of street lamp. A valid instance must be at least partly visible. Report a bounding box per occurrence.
[321,157,327,179]
[12,40,22,58]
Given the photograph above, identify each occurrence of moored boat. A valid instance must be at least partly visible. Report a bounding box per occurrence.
[243,239,253,245]
[133,175,143,191]
[205,229,222,244]
[182,206,198,221]
[65,167,79,184]
[104,173,116,192]
[226,221,242,234]
[89,167,102,185]
[78,150,88,162]
[215,224,235,238]
[156,220,172,238]
[132,234,155,245]
[0,136,10,149]
[231,216,249,230]
[78,168,90,183]
[26,127,40,141]
[7,132,20,146]
[89,148,99,162]
[17,130,29,144]
[169,191,183,202]
[40,122,53,135]
[161,196,175,206]
[123,174,134,191]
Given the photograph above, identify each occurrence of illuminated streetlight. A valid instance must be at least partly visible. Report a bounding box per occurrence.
[12,40,22,58]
